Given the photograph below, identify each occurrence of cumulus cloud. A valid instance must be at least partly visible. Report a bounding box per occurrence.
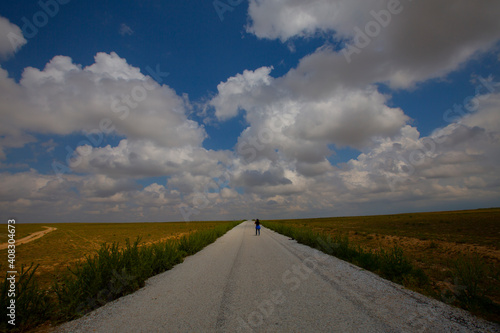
[209,66,274,120]
[209,66,409,169]
[198,0,500,219]
[334,90,500,204]
[208,1,500,171]
[73,139,231,180]
[0,16,27,59]
[288,87,408,148]
[81,174,139,198]
[0,52,206,158]
[2,87,499,223]
[235,93,500,217]
[207,0,500,169]
[0,51,227,221]
[1,2,500,223]
[246,0,342,42]
[0,170,184,222]
[247,0,500,89]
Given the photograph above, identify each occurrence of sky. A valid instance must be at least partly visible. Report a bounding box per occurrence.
[0,0,499,223]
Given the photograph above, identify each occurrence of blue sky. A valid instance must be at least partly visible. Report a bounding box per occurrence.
[1,0,499,223]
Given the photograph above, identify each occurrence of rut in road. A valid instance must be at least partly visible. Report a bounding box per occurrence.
[57,221,500,333]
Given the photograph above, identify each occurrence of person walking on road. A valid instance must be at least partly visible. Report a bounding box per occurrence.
[255,219,261,236]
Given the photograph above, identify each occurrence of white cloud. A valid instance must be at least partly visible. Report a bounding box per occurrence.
[0,16,27,59]
[246,0,342,42]
[2,88,499,224]
[247,0,500,89]
[336,93,500,200]
[209,66,274,120]
[202,0,500,215]
[73,139,231,180]
[0,170,184,222]
[0,52,225,221]
[1,2,500,223]
[204,68,500,219]
[209,1,500,174]
[81,174,139,198]
[209,67,409,168]
[0,52,206,158]
[288,87,408,148]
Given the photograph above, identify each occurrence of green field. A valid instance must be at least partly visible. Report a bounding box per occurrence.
[263,208,500,323]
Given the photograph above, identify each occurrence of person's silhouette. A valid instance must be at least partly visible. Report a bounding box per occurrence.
[255,219,261,236]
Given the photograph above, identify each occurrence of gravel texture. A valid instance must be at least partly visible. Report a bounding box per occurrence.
[57,221,500,332]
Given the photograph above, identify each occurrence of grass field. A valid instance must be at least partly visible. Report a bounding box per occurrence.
[263,208,500,323]
[0,224,48,243]
[0,220,243,331]
[1,210,499,326]
[0,221,235,290]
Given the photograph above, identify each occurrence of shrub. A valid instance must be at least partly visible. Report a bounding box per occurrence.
[353,246,379,271]
[55,220,240,320]
[451,252,488,309]
[264,222,424,287]
[0,264,52,331]
[379,246,413,283]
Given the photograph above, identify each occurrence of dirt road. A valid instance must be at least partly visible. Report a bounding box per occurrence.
[57,221,499,332]
[0,226,56,250]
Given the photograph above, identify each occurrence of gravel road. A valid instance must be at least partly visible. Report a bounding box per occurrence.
[57,221,499,332]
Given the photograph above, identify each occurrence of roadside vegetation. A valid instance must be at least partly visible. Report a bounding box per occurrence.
[0,220,242,332]
[263,208,500,324]
[1,221,233,290]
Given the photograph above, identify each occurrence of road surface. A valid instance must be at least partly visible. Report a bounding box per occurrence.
[57,221,499,332]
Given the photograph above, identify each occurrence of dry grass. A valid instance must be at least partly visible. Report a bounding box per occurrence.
[0,221,233,290]
[0,224,47,243]
[0,221,243,332]
[265,208,500,323]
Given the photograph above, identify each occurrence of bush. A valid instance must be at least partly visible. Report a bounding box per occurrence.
[451,252,488,309]
[0,264,52,332]
[54,239,147,318]
[353,246,379,272]
[178,222,238,255]
[379,246,413,283]
[54,220,240,320]
[264,222,425,287]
